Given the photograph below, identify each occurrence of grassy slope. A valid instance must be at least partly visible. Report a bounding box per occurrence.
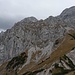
[0,62,8,75]
[18,33,75,75]
[0,31,75,75]
[65,71,75,75]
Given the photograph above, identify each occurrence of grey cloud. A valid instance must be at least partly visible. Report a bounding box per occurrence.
[0,17,16,29]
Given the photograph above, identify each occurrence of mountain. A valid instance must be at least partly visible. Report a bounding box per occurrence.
[0,6,75,75]
[60,6,75,18]
[59,6,75,28]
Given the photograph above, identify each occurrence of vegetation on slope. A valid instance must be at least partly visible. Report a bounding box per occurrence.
[6,52,27,71]
[23,69,44,75]
[52,55,75,75]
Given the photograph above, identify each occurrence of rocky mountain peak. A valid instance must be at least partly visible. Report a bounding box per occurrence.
[60,6,75,18]
[20,16,38,23]
[0,6,75,65]
[1,6,75,75]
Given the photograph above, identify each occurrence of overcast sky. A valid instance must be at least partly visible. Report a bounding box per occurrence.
[0,0,75,32]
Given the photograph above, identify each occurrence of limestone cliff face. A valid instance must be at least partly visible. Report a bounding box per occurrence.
[0,6,75,64]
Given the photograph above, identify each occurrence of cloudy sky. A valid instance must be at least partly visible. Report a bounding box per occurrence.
[0,0,75,32]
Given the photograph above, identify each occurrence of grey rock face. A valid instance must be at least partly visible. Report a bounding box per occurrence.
[59,6,75,28]
[0,6,75,64]
[60,6,75,18]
